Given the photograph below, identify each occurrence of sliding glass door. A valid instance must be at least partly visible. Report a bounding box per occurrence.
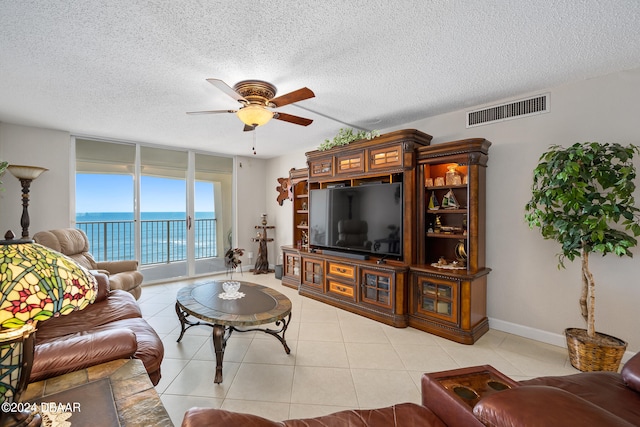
[75,139,233,282]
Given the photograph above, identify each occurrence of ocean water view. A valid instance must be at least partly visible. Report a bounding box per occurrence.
[76,212,217,265]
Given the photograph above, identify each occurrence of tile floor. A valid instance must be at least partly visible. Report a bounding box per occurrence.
[139,273,579,426]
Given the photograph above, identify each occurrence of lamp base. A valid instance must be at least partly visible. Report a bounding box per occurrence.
[1,409,41,427]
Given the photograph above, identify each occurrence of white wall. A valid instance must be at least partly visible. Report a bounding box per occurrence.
[0,123,72,236]
[234,155,269,268]
[265,68,640,352]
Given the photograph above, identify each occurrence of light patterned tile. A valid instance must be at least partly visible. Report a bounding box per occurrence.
[298,321,344,342]
[242,337,297,365]
[161,394,222,427]
[295,340,349,368]
[291,366,358,407]
[225,363,294,402]
[351,369,421,409]
[163,359,240,398]
[345,342,404,370]
[393,344,459,372]
[340,319,389,344]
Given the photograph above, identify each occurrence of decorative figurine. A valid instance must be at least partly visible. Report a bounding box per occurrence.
[428,191,440,210]
[441,189,460,209]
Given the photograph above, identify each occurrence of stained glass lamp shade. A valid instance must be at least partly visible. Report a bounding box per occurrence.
[0,238,98,426]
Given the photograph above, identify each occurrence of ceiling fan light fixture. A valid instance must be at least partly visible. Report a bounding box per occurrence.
[237,105,274,127]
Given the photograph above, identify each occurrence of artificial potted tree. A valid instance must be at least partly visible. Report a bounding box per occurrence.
[525,141,640,372]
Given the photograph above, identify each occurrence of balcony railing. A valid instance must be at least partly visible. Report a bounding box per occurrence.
[77,219,217,265]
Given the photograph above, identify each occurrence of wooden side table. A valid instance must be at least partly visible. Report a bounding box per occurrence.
[421,365,519,427]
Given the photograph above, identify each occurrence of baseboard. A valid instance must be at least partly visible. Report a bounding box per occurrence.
[489,317,637,362]
[489,317,567,348]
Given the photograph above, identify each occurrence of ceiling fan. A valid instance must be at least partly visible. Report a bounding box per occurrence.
[187,79,315,131]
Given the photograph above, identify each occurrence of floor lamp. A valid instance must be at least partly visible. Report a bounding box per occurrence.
[7,165,48,239]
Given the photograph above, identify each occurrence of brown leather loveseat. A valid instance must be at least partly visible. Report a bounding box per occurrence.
[34,228,144,299]
[182,351,640,426]
[30,272,164,385]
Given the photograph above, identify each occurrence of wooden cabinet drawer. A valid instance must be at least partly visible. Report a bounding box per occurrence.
[327,262,356,281]
[328,280,355,298]
[309,158,333,178]
[337,152,364,175]
[369,144,403,170]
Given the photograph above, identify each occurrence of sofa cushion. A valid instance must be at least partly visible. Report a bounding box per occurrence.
[474,385,635,427]
[31,328,137,382]
[181,403,446,427]
[88,318,164,385]
[33,229,98,270]
[89,271,111,303]
[35,290,142,341]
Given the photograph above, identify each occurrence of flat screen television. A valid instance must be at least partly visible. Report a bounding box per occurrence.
[309,182,403,258]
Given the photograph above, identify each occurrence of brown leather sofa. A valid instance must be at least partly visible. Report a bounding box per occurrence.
[30,272,164,385]
[33,228,144,299]
[181,352,640,426]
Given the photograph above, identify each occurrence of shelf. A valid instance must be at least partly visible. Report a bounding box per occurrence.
[296,210,309,214]
[427,209,467,214]
[426,184,467,190]
[296,194,308,199]
[427,233,467,239]
[296,225,309,229]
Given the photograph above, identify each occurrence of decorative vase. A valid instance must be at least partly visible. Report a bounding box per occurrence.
[222,281,241,296]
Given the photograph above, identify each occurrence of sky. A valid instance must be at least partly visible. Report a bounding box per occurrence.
[76,174,215,213]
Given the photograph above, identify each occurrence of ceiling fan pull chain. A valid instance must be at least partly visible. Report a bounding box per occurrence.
[252,128,257,155]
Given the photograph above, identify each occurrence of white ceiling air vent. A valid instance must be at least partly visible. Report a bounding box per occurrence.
[466,93,549,127]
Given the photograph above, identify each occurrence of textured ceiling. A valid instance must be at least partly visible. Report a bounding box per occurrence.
[1,1,639,158]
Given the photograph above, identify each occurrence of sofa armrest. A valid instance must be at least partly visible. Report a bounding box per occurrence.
[89,271,110,302]
[473,385,635,427]
[622,351,640,392]
[31,329,137,383]
[97,260,139,274]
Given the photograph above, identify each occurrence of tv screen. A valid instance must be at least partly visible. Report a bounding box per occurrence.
[309,182,403,257]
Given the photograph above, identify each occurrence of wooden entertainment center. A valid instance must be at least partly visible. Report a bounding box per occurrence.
[281,129,491,344]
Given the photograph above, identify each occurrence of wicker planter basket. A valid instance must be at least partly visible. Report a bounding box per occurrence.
[565,328,627,372]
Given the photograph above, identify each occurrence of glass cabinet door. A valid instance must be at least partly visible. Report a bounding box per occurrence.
[302,257,323,290]
[361,269,393,309]
[284,253,300,279]
[414,275,458,323]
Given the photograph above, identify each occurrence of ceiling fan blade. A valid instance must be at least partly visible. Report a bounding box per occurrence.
[186,109,237,115]
[206,78,248,103]
[269,87,315,107]
[243,124,255,132]
[274,112,313,126]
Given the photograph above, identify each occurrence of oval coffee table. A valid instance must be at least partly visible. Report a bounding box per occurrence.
[175,280,292,383]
